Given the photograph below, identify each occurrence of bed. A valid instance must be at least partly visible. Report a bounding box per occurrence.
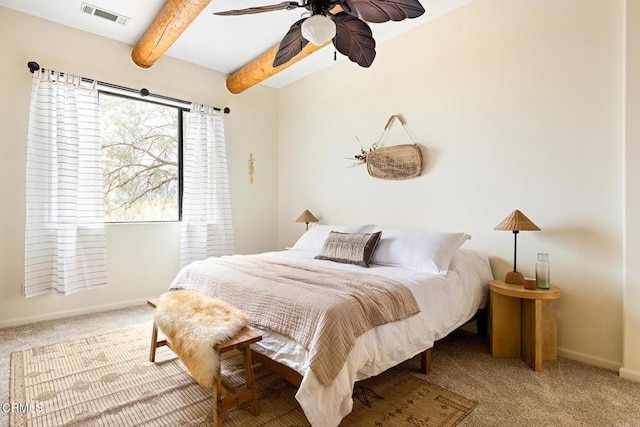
[169,226,494,427]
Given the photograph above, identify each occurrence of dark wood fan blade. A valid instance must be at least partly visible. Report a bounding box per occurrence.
[273,19,310,67]
[340,0,425,23]
[332,13,376,67]
[214,1,300,16]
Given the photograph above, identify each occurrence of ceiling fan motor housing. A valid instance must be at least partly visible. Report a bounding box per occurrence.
[310,0,331,15]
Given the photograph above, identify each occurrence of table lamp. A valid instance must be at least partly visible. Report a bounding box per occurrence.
[494,210,541,284]
[295,210,319,231]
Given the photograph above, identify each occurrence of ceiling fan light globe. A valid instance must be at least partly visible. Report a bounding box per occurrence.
[301,14,336,46]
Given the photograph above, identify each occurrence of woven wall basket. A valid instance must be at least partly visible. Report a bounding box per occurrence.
[366,115,423,180]
[367,144,422,180]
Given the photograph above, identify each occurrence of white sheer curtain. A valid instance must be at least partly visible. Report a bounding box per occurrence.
[24,69,107,298]
[180,104,234,267]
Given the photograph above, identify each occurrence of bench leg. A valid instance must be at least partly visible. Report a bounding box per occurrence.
[212,360,223,427]
[242,345,259,416]
[149,322,158,362]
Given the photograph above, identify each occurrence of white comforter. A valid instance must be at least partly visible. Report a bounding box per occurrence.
[172,248,493,426]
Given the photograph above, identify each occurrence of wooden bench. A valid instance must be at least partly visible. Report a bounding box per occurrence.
[148,298,262,427]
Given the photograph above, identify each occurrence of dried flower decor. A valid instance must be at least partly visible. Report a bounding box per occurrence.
[348,137,378,167]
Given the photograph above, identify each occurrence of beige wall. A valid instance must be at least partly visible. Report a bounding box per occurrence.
[622,0,640,381]
[278,0,625,368]
[0,7,280,326]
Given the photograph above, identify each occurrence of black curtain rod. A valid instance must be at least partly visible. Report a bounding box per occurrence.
[27,61,230,115]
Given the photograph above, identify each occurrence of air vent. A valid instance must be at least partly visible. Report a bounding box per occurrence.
[80,3,130,25]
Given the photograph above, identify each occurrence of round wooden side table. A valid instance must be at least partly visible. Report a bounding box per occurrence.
[489,279,560,372]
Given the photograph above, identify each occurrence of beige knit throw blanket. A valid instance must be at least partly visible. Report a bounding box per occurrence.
[170,255,420,385]
[154,290,249,389]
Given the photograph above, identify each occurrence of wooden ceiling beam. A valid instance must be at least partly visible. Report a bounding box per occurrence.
[226,41,331,94]
[226,6,343,94]
[132,0,212,69]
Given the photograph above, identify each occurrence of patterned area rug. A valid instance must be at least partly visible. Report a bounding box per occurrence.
[10,327,476,426]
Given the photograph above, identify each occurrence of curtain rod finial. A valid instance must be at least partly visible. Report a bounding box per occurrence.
[27,61,40,73]
[223,107,230,114]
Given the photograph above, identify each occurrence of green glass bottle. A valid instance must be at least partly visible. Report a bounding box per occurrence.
[536,253,550,289]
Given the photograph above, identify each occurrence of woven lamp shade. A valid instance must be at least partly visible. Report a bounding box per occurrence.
[494,210,541,231]
[494,210,540,285]
[295,210,319,224]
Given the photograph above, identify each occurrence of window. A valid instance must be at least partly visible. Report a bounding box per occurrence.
[100,93,181,222]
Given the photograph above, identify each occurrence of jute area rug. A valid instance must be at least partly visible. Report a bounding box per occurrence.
[10,327,476,426]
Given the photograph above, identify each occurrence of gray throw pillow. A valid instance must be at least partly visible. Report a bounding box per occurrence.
[315,231,382,267]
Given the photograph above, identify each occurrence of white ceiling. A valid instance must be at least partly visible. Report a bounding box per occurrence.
[0,0,473,89]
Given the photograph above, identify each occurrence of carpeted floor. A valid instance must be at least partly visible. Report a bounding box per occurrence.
[2,305,640,426]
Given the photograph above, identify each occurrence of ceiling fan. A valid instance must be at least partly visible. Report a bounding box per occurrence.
[213,0,425,68]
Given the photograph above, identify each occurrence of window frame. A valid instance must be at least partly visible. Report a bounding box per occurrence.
[98,90,186,223]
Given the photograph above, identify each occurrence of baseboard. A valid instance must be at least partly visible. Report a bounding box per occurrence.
[0,298,149,329]
[557,347,621,372]
[620,367,640,383]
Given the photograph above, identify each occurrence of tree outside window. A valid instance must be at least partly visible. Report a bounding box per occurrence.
[100,93,180,222]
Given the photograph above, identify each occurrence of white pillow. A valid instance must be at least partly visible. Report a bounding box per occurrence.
[291,224,378,252]
[370,229,470,274]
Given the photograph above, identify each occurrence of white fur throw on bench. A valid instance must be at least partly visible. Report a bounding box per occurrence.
[154,290,249,389]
